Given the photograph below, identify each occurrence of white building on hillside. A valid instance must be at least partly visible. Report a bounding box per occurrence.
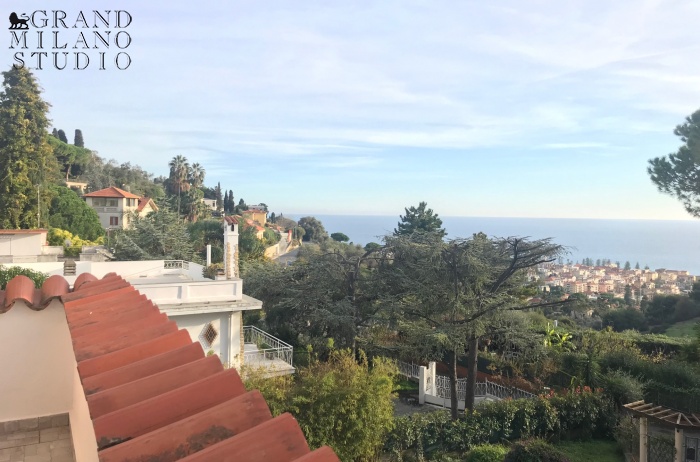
[83,186,158,230]
[5,217,293,375]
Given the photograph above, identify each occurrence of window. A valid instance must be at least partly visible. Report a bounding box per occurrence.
[92,198,106,206]
[201,323,218,347]
[109,216,119,226]
[107,199,118,207]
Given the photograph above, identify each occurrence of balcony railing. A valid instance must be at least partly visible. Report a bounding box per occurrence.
[243,326,293,369]
[164,260,190,270]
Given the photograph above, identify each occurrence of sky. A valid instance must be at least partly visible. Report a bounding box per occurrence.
[4,0,700,219]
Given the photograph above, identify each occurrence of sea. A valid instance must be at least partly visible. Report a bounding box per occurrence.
[287,215,700,275]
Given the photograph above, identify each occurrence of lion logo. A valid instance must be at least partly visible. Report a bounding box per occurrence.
[9,12,30,30]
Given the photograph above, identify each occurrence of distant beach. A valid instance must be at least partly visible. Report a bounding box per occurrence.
[288,215,700,275]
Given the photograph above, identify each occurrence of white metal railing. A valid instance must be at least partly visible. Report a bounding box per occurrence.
[164,260,190,270]
[243,326,294,368]
[397,360,421,379]
[434,374,536,401]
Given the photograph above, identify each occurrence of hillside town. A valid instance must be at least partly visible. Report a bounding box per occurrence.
[534,262,697,300]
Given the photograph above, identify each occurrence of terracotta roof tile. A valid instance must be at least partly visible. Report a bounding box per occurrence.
[0,229,48,235]
[84,186,141,199]
[224,215,239,225]
[0,274,340,461]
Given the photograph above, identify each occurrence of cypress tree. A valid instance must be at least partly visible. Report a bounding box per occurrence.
[0,66,56,228]
[74,129,84,147]
[57,129,68,143]
[215,182,223,212]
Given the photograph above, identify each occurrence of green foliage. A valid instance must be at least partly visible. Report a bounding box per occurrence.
[111,209,199,262]
[394,201,446,237]
[83,155,164,199]
[239,225,266,263]
[465,444,508,462]
[48,135,92,180]
[245,350,397,462]
[56,129,68,143]
[73,129,84,147]
[386,391,616,459]
[0,66,57,229]
[48,228,104,257]
[555,440,623,462]
[263,227,281,246]
[331,232,350,242]
[504,440,570,462]
[298,216,329,242]
[47,186,104,240]
[599,370,645,409]
[602,308,647,332]
[0,265,48,289]
[648,108,700,216]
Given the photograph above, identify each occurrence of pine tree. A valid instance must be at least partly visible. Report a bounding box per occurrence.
[0,66,56,228]
[394,201,446,237]
[74,129,84,147]
[57,129,68,143]
[635,262,640,270]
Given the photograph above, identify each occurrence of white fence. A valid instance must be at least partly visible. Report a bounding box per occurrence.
[397,360,536,410]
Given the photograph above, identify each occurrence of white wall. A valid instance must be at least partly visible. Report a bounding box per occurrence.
[0,233,45,257]
[70,367,98,462]
[167,311,241,366]
[0,300,75,421]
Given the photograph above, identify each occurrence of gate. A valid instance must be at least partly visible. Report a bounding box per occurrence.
[686,436,700,462]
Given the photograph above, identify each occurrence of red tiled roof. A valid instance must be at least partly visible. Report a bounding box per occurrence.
[84,187,141,199]
[0,229,48,234]
[1,274,340,462]
[137,197,158,213]
[224,216,239,225]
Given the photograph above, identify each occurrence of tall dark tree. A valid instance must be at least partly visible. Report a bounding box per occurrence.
[394,201,446,237]
[51,128,58,137]
[228,190,234,213]
[0,66,56,228]
[73,129,84,147]
[215,182,223,212]
[56,129,68,143]
[648,108,700,216]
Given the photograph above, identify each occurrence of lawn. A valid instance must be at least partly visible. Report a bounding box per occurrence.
[664,317,700,338]
[556,440,624,462]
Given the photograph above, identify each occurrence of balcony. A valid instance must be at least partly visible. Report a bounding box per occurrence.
[243,326,295,376]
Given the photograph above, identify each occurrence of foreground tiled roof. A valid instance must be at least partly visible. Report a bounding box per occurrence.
[1,274,340,462]
[0,228,48,235]
[84,187,141,199]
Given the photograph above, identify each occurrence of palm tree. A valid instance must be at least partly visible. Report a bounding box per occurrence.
[168,155,190,215]
[190,163,205,189]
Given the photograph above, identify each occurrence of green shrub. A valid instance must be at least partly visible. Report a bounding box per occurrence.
[386,391,616,459]
[0,265,48,289]
[600,370,645,409]
[465,444,508,462]
[504,439,570,462]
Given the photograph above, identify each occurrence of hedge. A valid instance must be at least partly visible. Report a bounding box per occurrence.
[386,390,615,461]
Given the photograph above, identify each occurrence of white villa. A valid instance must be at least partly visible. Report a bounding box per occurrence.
[83,186,158,230]
[0,229,63,263]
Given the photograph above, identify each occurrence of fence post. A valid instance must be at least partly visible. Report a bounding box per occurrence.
[419,365,427,404]
[639,417,648,462]
[675,428,683,462]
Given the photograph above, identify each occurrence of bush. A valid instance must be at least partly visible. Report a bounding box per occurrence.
[504,439,570,462]
[386,390,616,459]
[48,228,104,257]
[0,265,48,289]
[600,370,645,409]
[465,444,508,462]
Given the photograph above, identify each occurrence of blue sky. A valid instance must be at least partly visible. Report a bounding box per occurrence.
[5,1,700,219]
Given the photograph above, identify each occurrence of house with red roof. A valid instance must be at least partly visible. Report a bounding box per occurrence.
[83,187,157,230]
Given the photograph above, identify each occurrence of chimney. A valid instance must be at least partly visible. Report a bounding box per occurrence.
[223,217,239,279]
